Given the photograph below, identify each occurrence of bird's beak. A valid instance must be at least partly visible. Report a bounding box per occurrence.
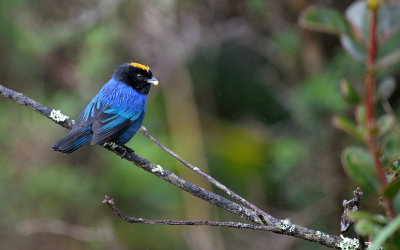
[146,77,159,86]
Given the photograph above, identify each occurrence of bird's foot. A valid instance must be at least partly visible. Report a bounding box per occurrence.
[103,141,118,150]
[102,142,134,159]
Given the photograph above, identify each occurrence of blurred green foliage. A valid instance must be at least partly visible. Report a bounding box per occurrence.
[301,1,400,248]
[2,0,400,249]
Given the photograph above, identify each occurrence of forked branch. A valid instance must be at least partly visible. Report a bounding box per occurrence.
[0,83,356,249]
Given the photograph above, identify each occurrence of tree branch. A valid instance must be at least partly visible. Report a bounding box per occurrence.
[102,195,274,230]
[0,85,74,129]
[0,83,354,249]
[140,125,273,222]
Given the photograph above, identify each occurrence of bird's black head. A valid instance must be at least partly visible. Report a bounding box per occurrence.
[112,62,158,94]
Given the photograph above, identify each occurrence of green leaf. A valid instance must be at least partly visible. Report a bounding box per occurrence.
[377,76,396,100]
[343,1,400,63]
[383,137,400,163]
[299,5,351,35]
[376,115,394,137]
[341,146,380,193]
[339,79,360,104]
[355,105,366,125]
[345,0,369,42]
[378,2,400,43]
[343,1,400,45]
[332,115,364,141]
[375,50,400,71]
[371,215,400,249]
[340,34,366,62]
[350,211,388,225]
[383,179,400,199]
[355,218,382,237]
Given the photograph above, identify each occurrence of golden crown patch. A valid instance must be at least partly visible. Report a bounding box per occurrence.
[130,62,150,72]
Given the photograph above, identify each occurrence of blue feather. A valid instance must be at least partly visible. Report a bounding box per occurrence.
[53,77,148,153]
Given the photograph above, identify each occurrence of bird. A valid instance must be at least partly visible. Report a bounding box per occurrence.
[52,62,158,154]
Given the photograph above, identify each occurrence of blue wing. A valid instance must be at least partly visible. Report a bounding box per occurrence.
[71,95,102,132]
[70,79,146,146]
[90,106,143,145]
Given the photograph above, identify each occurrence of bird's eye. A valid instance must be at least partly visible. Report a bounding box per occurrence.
[137,74,143,80]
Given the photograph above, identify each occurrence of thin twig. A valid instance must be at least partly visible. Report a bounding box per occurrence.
[103,143,264,224]
[102,195,274,231]
[141,126,273,223]
[0,83,348,249]
[340,187,363,233]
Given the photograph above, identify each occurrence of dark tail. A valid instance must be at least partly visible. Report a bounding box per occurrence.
[52,127,93,154]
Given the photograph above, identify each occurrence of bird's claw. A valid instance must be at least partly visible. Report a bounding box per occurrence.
[102,142,134,159]
[103,141,118,150]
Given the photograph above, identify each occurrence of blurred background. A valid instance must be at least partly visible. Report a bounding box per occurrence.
[0,0,389,249]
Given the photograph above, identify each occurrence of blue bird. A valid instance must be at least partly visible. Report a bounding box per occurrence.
[52,62,158,154]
